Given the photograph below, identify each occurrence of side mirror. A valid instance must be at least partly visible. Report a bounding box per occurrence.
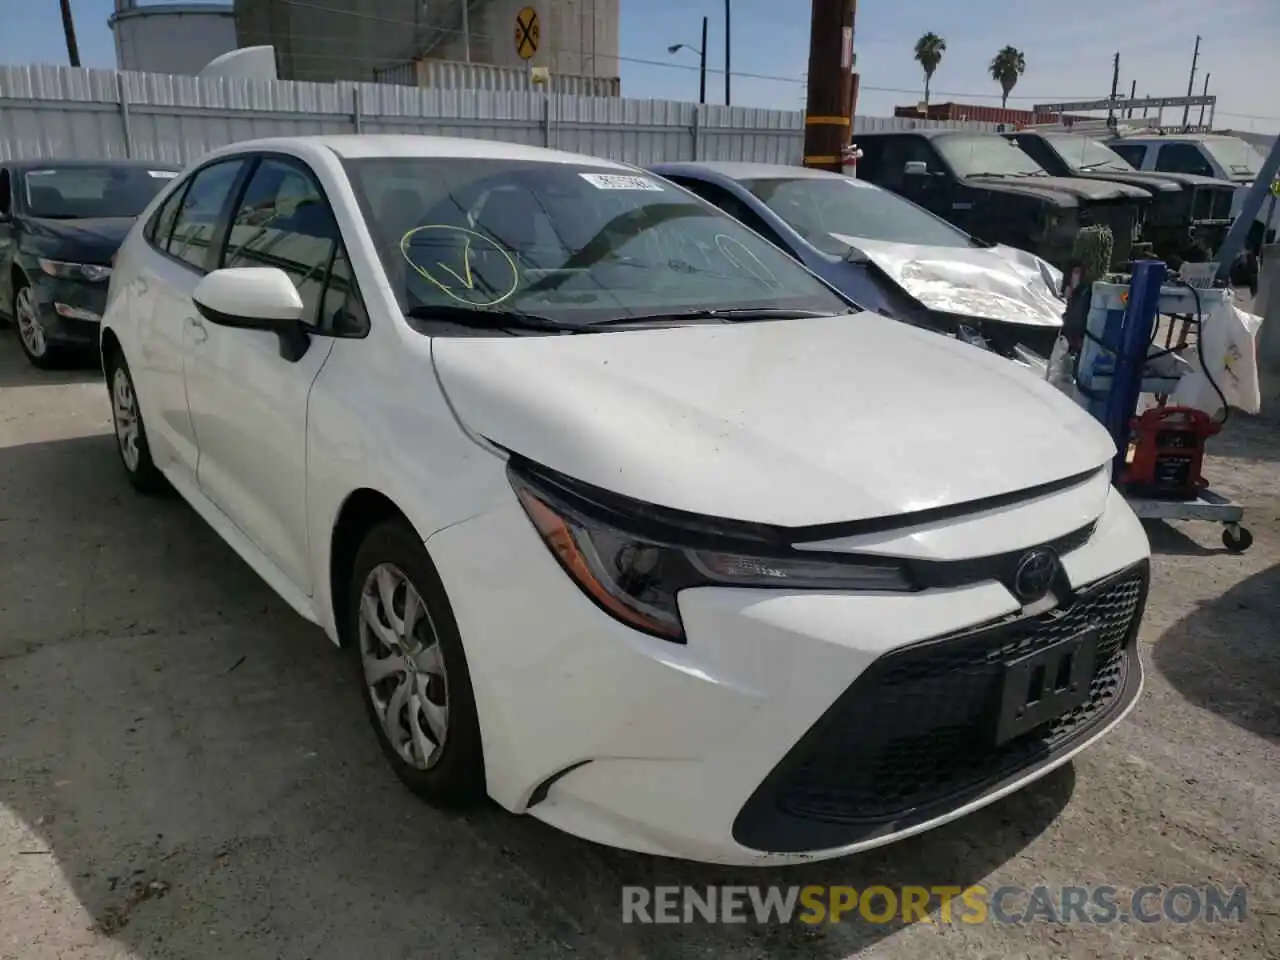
[903,161,929,176]
[193,267,310,361]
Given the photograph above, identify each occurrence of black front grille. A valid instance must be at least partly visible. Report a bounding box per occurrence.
[1210,187,1235,221]
[1151,190,1191,229]
[732,563,1149,853]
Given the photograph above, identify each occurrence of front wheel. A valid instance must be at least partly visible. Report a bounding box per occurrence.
[105,347,167,495]
[346,521,486,806]
[13,283,60,369]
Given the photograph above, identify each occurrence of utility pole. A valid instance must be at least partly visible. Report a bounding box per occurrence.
[1180,35,1200,128]
[724,0,731,105]
[802,0,855,171]
[698,16,707,105]
[58,0,80,67]
[1126,80,1136,119]
[1197,73,1210,128]
[1106,52,1120,128]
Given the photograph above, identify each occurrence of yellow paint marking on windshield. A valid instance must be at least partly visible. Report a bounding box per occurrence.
[399,224,520,307]
[714,233,778,287]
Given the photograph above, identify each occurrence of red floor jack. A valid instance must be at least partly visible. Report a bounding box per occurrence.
[1122,406,1220,501]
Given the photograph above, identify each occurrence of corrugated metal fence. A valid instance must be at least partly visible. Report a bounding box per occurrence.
[0,64,998,169]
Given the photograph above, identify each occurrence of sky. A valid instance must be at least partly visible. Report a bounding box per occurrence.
[1,0,1276,134]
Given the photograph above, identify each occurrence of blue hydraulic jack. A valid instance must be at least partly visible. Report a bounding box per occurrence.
[1073,259,1252,552]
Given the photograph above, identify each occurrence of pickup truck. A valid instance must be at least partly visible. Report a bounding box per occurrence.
[852,130,1152,270]
[1105,132,1278,255]
[1005,130,1235,264]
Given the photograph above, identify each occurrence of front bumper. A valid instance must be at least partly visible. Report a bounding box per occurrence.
[31,275,107,347]
[425,483,1150,866]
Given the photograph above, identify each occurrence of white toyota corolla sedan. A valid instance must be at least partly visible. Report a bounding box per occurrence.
[100,135,1150,866]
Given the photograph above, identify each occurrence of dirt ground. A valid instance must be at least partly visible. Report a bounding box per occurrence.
[0,333,1276,960]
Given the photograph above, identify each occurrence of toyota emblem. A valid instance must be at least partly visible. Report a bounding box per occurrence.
[1012,548,1059,603]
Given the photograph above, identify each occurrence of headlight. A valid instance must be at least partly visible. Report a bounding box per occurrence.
[508,461,914,642]
[38,258,112,283]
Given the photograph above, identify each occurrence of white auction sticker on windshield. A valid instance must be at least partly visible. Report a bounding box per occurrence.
[579,173,665,191]
[148,170,179,178]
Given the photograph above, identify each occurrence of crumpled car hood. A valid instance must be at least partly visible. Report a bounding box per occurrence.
[831,234,1065,328]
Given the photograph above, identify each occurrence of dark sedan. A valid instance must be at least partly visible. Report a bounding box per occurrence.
[0,159,182,367]
[649,161,1067,359]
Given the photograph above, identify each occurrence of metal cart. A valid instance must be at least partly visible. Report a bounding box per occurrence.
[1073,263,1253,552]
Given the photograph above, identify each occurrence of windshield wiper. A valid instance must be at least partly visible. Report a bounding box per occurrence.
[404,304,580,333]
[591,307,849,327]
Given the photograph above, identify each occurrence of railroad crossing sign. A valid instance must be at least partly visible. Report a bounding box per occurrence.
[515,7,540,61]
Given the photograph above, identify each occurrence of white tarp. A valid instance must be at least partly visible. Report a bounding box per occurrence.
[829,234,1066,328]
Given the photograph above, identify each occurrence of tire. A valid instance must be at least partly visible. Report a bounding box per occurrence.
[104,346,167,495]
[345,521,486,806]
[1222,526,1253,554]
[12,281,62,369]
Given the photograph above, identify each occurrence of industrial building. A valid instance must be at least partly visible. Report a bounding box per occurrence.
[232,0,619,88]
[109,1,238,75]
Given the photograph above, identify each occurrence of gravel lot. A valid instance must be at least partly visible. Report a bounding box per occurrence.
[0,333,1276,960]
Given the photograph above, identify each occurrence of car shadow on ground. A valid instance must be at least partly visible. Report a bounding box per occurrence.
[0,434,1074,959]
[0,333,101,389]
[1153,559,1280,745]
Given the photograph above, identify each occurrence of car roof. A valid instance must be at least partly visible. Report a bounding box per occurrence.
[650,160,850,182]
[1110,133,1238,144]
[857,128,988,139]
[5,158,183,171]
[202,134,635,169]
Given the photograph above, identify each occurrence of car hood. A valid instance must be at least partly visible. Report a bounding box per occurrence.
[1071,170,1182,193]
[968,175,1151,202]
[830,233,1065,328]
[20,217,135,263]
[432,313,1114,527]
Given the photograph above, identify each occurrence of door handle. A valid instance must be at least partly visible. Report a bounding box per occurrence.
[133,277,147,295]
[187,315,208,343]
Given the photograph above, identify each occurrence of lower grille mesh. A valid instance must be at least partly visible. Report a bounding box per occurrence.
[775,573,1145,825]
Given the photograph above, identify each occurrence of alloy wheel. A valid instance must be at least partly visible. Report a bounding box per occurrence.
[15,287,47,358]
[359,563,450,771]
[111,367,142,472]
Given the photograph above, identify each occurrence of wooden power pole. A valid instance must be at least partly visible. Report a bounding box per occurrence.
[802,0,855,171]
[59,0,81,67]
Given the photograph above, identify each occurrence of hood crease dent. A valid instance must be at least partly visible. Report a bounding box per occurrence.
[831,234,1066,328]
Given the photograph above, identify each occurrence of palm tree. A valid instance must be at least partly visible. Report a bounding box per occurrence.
[913,33,946,105]
[989,46,1026,107]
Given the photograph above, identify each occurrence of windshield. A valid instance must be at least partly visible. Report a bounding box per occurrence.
[22,165,179,219]
[935,135,1047,178]
[743,175,973,254]
[1202,138,1264,180]
[1043,134,1134,172]
[342,158,851,328]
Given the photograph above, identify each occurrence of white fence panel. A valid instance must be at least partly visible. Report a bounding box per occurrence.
[0,63,1000,169]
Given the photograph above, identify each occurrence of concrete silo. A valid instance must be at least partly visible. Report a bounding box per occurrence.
[232,0,619,87]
